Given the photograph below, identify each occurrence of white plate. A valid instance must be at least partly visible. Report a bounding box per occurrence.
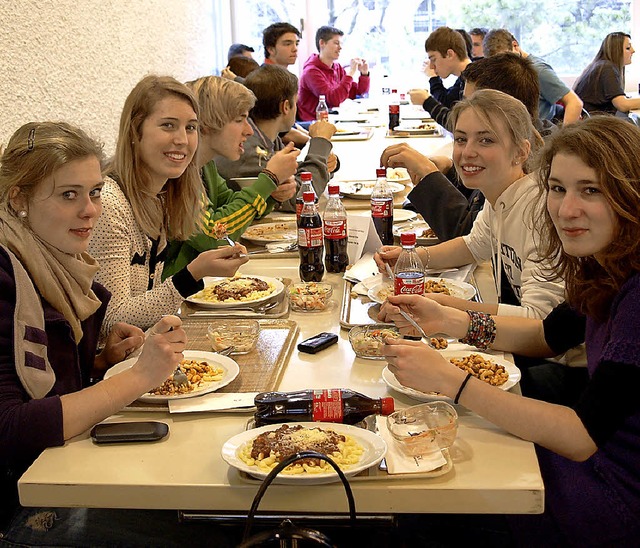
[392,209,418,223]
[394,122,439,134]
[186,275,284,309]
[221,422,387,485]
[338,180,405,200]
[385,167,411,184]
[104,350,240,403]
[368,282,394,305]
[392,220,438,245]
[383,350,521,401]
[241,221,297,244]
[424,277,476,300]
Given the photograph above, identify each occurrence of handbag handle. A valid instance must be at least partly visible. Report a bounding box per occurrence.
[241,450,357,544]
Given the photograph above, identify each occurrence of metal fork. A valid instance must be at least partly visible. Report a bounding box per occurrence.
[396,308,437,349]
[173,364,188,387]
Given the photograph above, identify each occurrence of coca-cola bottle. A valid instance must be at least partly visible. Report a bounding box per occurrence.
[371,168,394,245]
[323,184,349,273]
[296,172,316,225]
[254,388,395,426]
[316,95,329,121]
[389,89,400,131]
[298,191,325,282]
[394,232,425,296]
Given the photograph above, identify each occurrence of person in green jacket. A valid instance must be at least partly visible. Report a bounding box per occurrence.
[163,76,298,277]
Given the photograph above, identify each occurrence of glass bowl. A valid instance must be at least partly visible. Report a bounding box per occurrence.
[288,282,333,312]
[207,320,259,355]
[348,324,401,360]
[386,401,458,457]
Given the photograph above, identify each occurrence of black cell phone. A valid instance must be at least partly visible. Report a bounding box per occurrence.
[90,421,169,444]
[297,332,339,354]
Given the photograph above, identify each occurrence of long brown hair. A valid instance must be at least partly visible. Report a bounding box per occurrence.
[108,75,202,240]
[535,116,640,320]
[1,121,103,210]
[576,32,630,90]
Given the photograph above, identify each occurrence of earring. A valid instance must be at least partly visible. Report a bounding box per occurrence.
[18,210,27,218]
[514,161,520,165]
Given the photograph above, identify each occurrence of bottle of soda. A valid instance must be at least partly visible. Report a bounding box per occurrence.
[388,102,400,131]
[316,95,329,121]
[295,172,316,225]
[254,388,395,426]
[371,168,394,245]
[394,232,425,296]
[323,184,349,273]
[298,191,325,282]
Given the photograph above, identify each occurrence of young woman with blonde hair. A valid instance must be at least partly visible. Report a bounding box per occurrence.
[574,31,640,116]
[162,75,298,277]
[380,116,640,546]
[89,75,249,334]
[0,121,186,538]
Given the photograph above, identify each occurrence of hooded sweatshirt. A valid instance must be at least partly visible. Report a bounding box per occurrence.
[297,54,370,121]
[462,172,565,319]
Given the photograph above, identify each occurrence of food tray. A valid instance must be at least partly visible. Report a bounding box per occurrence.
[121,318,299,412]
[180,278,291,319]
[234,417,453,483]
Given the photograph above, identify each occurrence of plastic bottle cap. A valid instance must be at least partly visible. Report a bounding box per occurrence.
[328,184,340,195]
[376,168,386,178]
[301,172,312,181]
[400,232,417,246]
[381,397,395,415]
[319,95,326,100]
[302,191,315,202]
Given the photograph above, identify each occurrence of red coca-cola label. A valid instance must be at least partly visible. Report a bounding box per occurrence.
[323,219,347,239]
[296,202,303,219]
[394,276,425,295]
[298,226,323,247]
[312,389,344,422]
[371,199,392,218]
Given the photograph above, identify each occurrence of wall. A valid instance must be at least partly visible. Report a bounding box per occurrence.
[0,0,216,155]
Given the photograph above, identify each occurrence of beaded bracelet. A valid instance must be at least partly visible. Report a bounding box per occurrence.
[459,310,497,349]
[419,246,431,269]
[261,168,280,186]
[454,372,473,404]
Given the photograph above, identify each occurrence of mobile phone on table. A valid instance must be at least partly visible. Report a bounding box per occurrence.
[90,421,169,444]
[297,332,339,354]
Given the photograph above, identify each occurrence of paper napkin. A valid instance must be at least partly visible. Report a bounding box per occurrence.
[376,416,447,474]
[344,252,379,284]
[169,392,258,414]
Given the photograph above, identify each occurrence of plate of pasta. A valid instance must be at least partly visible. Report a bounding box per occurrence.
[241,221,297,244]
[382,350,521,402]
[105,351,240,403]
[186,275,284,309]
[221,422,387,484]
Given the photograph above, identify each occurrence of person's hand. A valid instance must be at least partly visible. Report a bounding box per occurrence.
[131,315,186,390]
[221,66,237,80]
[409,88,429,106]
[265,141,300,183]
[270,176,296,202]
[348,58,360,77]
[360,59,369,75]
[95,322,145,372]
[327,152,338,173]
[429,155,454,174]
[378,294,451,336]
[280,128,310,148]
[380,143,439,184]
[382,337,456,395]
[308,120,337,140]
[422,59,436,78]
[187,244,249,281]
[374,245,402,274]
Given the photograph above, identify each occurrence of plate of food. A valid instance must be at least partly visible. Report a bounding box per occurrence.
[423,277,476,300]
[385,167,411,183]
[104,350,240,403]
[392,221,438,245]
[221,422,387,484]
[393,122,440,135]
[367,283,394,305]
[382,350,521,401]
[393,209,418,223]
[186,275,284,308]
[338,180,405,199]
[241,221,297,244]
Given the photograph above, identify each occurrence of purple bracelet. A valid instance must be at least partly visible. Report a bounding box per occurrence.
[459,310,496,349]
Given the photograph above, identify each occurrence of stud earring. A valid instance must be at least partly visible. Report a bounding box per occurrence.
[18,210,27,218]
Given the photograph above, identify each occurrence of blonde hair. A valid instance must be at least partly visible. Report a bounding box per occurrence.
[449,89,543,173]
[186,76,255,133]
[109,75,202,240]
[0,121,104,211]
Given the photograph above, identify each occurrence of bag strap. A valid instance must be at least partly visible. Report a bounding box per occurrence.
[241,450,357,544]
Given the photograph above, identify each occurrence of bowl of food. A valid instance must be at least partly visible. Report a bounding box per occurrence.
[289,282,333,312]
[348,324,401,359]
[386,401,458,457]
[207,320,259,355]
